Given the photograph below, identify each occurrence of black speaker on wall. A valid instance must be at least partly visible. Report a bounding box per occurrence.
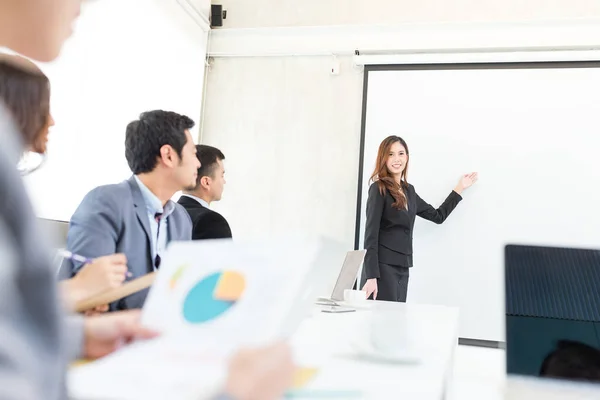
[211,4,226,28]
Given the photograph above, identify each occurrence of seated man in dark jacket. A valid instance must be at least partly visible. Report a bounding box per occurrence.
[178,145,232,240]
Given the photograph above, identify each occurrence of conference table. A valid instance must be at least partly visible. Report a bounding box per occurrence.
[289,301,459,399]
[68,301,460,399]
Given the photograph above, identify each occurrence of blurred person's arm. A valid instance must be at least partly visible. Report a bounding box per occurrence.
[59,254,128,311]
[0,117,79,398]
[0,221,43,400]
[64,315,86,361]
[213,342,295,400]
[80,310,158,359]
[66,310,159,363]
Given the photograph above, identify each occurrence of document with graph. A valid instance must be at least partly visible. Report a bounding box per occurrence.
[68,236,346,399]
[141,235,346,351]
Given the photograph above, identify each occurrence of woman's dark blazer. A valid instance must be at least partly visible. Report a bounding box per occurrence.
[363,181,462,279]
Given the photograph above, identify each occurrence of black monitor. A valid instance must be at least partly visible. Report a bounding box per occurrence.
[505,244,600,383]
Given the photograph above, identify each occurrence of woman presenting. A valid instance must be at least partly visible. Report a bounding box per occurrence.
[361,135,477,302]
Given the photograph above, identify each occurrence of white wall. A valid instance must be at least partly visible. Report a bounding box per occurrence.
[215,0,600,28]
[202,57,363,245]
[23,0,209,221]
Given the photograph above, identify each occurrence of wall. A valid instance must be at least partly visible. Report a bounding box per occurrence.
[23,0,209,222]
[214,0,600,28]
[202,56,363,244]
[202,2,600,252]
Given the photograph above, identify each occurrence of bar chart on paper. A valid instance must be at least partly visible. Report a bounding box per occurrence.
[172,268,246,324]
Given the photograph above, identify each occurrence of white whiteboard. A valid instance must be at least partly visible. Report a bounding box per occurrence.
[357,64,600,342]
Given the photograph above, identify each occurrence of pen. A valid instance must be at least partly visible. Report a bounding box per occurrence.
[57,249,94,264]
[57,250,133,278]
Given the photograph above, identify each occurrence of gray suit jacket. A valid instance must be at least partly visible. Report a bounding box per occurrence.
[0,108,83,400]
[63,176,192,310]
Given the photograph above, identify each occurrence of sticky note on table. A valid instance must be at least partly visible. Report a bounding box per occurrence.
[213,271,246,301]
[292,367,318,389]
[70,359,93,368]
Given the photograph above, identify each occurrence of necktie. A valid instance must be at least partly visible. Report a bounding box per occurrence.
[154,212,163,269]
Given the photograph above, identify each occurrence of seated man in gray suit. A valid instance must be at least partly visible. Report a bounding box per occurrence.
[64,110,200,311]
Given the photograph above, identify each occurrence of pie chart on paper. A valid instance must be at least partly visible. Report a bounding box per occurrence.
[182,271,246,324]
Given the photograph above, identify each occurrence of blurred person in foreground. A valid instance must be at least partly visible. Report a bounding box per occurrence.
[0,1,294,399]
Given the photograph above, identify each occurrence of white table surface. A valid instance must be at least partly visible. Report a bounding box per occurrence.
[288,301,460,399]
[68,301,459,400]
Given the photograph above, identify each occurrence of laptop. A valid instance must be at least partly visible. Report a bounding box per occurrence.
[315,249,366,306]
[505,244,600,381]
[506,375,600,400]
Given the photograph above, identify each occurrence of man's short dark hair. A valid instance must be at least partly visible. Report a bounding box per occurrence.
[540,340,600,382]
[195,145,225,186]
[125,110,195,174]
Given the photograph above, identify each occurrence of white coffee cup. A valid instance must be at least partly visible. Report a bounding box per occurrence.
[344,289,367,304]
[370,309,416,357]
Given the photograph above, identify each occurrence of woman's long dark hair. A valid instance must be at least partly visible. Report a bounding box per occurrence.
[0,53,51,174]
[370,135,410,210]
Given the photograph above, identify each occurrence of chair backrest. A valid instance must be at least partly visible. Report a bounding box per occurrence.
[37,218,70,278]
[37,218,69,250]
[53,248,68,278]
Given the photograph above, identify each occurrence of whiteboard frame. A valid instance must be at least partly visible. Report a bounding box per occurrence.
[353,49,600,66]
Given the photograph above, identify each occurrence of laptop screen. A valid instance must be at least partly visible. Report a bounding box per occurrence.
[331,250,366,301]
[505,244,600,383]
